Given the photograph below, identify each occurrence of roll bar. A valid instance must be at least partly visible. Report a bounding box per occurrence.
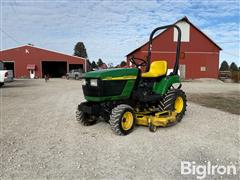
[145,24,181,75]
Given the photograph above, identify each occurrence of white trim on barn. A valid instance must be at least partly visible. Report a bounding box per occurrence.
[141,51,219,54]
[174,21,190,42]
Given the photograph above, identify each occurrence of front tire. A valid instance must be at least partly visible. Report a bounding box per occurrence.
[109,104,136,136]
[76,109,97,126]
[162,89,187,125]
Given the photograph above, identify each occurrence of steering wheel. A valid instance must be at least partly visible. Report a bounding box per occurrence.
[129,56,147,67]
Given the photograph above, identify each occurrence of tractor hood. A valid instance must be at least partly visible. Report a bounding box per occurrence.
[83,68,139,80]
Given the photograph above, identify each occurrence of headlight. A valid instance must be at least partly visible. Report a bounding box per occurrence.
[82,79,86,86]
[90,79,98,86]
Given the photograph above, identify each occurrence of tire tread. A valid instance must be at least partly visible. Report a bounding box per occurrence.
[109,104,135,136]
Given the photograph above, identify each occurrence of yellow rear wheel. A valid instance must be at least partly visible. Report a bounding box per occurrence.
[162,89,187,125]
[174,96,184,113]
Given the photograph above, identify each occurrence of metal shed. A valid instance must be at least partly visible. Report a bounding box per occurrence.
[0,45,86,78]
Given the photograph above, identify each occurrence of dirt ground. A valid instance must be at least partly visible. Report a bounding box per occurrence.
[0,79,239,179]
[182,80,240,115]
[187,92,240,115]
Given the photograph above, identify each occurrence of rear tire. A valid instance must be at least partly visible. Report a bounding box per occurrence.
[76,109,97,126]
[109,104,135,136]
[75,75,79,80]
[162,89,187,125]
[0,82,4,87]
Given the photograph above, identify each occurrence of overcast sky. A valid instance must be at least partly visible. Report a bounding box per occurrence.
[1,0,239,65]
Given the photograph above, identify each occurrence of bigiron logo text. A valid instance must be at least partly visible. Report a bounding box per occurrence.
[180,161,237,179]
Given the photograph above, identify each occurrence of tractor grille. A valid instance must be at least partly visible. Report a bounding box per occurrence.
[82,79,127,97]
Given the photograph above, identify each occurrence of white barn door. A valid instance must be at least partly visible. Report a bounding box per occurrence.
[179,64,186,80]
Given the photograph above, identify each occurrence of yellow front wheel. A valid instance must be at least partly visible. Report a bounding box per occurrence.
[121,111,134,131]
[110,104,136,135]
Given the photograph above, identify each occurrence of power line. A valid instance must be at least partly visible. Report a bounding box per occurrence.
[0,27,21,44]
[222,51,240,57]
[217,40,240,44]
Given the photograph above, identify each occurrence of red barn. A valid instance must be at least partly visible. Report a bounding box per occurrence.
[0,45,86,78]
[126,17,222,79]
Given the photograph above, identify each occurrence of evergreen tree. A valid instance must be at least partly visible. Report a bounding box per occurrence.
[74,42,88,58]
[230,62,238,71]
[219,61,229,71]
[86,59,92,71]
[91,61,98,69]
[97,58,104,67]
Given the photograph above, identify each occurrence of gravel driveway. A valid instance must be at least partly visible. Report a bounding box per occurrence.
[0,79,239,179]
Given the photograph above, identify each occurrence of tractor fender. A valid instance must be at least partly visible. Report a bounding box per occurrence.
[153,75,180,95]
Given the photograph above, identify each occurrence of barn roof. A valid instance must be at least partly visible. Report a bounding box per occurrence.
[0,45,86,60]
[126,16,222,56]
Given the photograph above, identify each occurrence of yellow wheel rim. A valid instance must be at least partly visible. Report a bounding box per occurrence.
[121,111,134,131]
[174,96,184,113]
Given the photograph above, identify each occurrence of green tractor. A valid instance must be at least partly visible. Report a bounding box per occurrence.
[76,24,187,135]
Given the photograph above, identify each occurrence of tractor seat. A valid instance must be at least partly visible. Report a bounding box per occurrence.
[142,60,167,78]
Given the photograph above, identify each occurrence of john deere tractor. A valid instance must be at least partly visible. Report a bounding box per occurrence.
[76,24,187,135]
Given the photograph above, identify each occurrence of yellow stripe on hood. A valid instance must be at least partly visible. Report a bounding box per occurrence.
[102,76,137,80]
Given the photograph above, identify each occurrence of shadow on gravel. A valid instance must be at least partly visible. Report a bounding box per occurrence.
[1,80,42,89]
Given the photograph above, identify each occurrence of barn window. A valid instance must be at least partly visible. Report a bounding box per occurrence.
[174,21,190,42]
[200,66,207,71]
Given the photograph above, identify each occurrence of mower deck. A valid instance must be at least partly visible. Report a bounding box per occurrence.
[136,111,177,131]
